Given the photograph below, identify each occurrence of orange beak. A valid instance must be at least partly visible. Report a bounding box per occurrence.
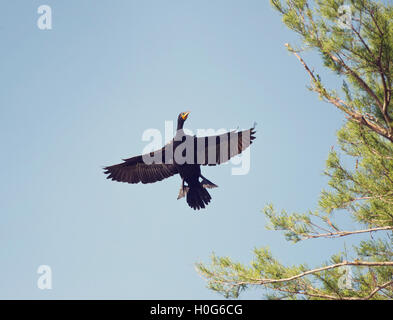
[181,111,190,120]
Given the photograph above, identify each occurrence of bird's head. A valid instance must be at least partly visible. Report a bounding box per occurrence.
[179,111,190,121]
[177,111,190,127]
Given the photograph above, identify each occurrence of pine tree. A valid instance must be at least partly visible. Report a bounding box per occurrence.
[196,0,393,300]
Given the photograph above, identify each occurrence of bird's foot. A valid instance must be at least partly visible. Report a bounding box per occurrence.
[177,185,190,199]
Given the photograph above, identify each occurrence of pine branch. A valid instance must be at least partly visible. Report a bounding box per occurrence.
[252,261,393,285]
[197,259,393,300]
[301,226,393,240]
[366,280,393,300]
[287,46,393,142]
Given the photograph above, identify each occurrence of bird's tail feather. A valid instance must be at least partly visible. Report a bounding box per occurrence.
[186,185,212,210]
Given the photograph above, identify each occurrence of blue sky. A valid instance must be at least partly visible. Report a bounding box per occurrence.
[0,0,367,299]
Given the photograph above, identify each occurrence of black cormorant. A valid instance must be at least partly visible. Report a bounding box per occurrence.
[104,112,256,210]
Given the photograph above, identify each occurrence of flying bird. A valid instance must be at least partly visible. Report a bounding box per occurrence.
[103,112,256,210]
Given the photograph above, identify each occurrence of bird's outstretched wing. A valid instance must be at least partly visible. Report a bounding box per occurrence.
[193,126,256,166]
[103,145,178,184]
